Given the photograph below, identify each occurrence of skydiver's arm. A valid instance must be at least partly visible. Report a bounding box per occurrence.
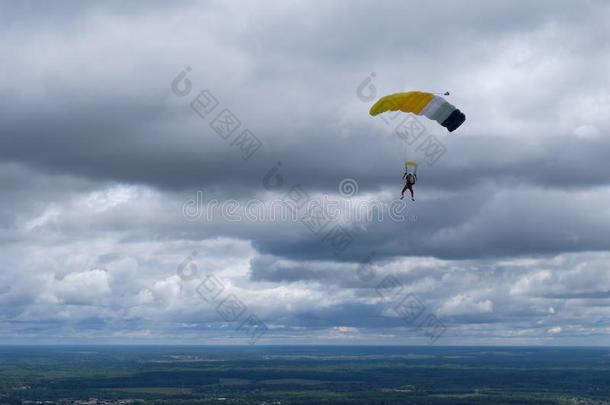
[402,172,407,179]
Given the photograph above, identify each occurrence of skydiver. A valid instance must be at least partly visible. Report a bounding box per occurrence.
[400,170,416,201]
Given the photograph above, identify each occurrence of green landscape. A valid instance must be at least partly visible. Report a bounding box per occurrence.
[1,346,609,404]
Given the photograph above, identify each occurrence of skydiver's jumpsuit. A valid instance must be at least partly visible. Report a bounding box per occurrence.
[401,173,416,200]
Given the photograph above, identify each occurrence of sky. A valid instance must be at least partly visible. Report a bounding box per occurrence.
[1,0,609,345]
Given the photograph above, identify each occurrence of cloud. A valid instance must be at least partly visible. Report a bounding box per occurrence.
[1,0,610,344]
[55,268,111,305]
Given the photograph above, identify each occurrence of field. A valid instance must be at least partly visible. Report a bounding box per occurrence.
[1,346,609,404]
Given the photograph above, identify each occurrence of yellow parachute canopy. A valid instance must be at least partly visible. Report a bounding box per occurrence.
[370,91,465,132]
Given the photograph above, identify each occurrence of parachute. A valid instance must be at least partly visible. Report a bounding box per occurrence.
[369,91,466,132]
[405,161,418,172]
[405,161,417,177]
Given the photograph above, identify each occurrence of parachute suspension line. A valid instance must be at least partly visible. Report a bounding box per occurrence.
[404,161,418,175]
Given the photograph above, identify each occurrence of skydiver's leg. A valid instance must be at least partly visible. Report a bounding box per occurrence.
[408,185,415,201]
[401,184,409,200]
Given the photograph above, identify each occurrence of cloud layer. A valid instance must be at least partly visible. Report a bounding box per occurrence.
[1,0,609,344]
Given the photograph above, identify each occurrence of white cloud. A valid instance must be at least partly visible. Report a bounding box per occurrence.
[55,269,111,305]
